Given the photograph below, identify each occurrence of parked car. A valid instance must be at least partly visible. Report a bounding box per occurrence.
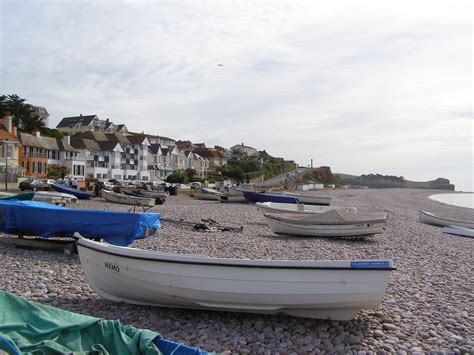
[18,178,40,191]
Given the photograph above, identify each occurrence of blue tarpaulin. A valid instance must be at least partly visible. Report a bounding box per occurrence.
[243,191,299,204]
[0,200,160,246]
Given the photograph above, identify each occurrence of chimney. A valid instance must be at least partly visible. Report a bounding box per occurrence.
[33,130,41,138]
[2,113,13,134]
[63,135,71,145]
[80,114,82,117]
[12,126,17,138]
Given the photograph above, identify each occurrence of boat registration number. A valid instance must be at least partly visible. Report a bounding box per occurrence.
[105,262,120,272]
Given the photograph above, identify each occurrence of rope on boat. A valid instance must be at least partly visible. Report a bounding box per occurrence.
[160,217,244,232]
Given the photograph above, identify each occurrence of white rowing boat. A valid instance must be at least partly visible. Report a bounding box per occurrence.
[280,192,332,206]
[419,210,474,229]
[194,188,221,201]
[32,191,78,204]
[442,226,474,238]
[256,202,354,215]
[264,210,387,237]
[76,235,395,320]
[102,189,155,207]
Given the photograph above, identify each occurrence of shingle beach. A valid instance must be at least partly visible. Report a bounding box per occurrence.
[0,188,473,353]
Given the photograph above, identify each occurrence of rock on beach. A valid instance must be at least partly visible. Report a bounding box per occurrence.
[0,188,473,352]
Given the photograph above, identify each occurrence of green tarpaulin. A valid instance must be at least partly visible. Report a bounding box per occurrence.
[0,291,162,354]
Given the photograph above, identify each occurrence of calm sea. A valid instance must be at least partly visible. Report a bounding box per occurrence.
[430,193,474,209]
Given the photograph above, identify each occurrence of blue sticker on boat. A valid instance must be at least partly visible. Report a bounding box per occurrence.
[350,261,391,269]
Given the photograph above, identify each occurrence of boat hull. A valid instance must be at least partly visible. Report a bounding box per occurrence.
[265,216,384,237]
[77,238,394,320]
[51,184,91,200]
[194,192,220,201]
[102,190,155,206]
[442,226,474,238]
[419,210,474,229]
[243,191,298,204]
[33,191,78,204]
[284,193,331,206]
[256,202,347,215]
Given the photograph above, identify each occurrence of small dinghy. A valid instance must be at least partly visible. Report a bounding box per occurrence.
[76,235,395,320]
[264,210,387,237]
[102,189,155,207]
[442,226,474,238]
[51,183,92,200]
[0,192,35,201]
[419,210,474,229]
[194,188,221,201]
[33,191,78,204]
[0,200,160,246]
[122,189,166,205]
[256,202,353,215]
[274,192,331,206]
[243,191,298,204]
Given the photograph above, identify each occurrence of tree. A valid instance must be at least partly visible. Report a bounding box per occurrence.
[185,168,196,182]
[166,170,187,183]
[41,127,64,139]
[47,165,70,180]
[0,94,45,133]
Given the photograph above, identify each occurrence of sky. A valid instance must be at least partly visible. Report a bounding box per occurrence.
[1,0,472,191]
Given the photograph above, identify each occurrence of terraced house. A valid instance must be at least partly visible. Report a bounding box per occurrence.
[18,131,84,179]
[71,131,150,181]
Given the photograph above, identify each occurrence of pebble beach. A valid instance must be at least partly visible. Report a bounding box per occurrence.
[0,188,473,353]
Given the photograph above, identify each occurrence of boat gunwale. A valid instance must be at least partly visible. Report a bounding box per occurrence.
[77,240,396,271]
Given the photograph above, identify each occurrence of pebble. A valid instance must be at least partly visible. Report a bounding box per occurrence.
[0,190,472,353]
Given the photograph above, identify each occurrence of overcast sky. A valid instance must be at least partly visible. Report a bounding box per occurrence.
[1,0,472,191]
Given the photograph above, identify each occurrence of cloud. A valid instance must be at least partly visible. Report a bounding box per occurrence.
[0,0,472,190]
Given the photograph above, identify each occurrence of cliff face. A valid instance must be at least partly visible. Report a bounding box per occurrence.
[289,166,336,188]
[334,174,455,190]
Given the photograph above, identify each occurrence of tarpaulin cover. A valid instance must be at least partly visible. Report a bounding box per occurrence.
[0,200,160,246]
[243,191,299,204]
[51,183,92,199]
[0,291,209,355]
[265,209,387,225]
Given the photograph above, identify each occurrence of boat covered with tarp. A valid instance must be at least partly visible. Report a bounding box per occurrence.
[0,192,35,201]
[243,191,299,204]
[264,209,387,237]
[0,291,208,355]
[51,183,92,199]
[0,200,160,246]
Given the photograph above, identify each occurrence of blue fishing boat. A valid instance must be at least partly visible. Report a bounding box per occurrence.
[0,200,160,246]
[243,191,299,204]
[51,183,92,200]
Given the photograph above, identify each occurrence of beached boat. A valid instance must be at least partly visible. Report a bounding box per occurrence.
[76,235,395,320]
[0,192,35,201]
[419,210,474,229]
[264,210,387,237]
[194,188,221,201]
[102,189,155,207]
[243,191,298,204]
[256,202,354,214]
[33,191,78,204]
[442,226,474,238]
[0,200,160,246]
[51,183,92,200]
[122,189,167,204]
[282,192,331,206]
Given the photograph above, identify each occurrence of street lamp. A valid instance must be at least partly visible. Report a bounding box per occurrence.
[2,140,17,191]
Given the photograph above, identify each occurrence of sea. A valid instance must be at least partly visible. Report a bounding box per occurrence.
[430,193,474,209]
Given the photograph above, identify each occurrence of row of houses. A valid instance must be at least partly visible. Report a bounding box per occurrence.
[0,113,258,183]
